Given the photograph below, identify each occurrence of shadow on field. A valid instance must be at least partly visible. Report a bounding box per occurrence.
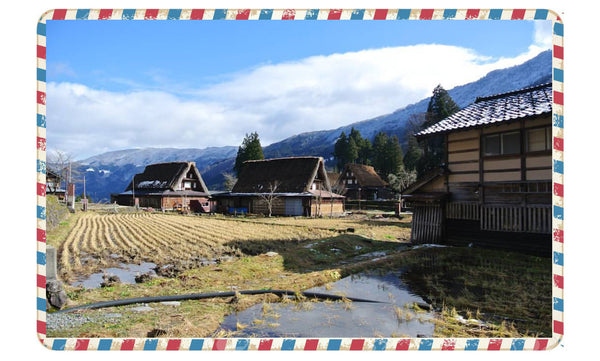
[224,234,405,273]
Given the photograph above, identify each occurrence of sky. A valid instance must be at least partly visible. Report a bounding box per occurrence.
[45,19,553,160]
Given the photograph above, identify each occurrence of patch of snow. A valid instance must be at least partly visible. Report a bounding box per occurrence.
[411,244,448,250]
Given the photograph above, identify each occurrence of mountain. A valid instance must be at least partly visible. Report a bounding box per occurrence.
[73,50,552,201]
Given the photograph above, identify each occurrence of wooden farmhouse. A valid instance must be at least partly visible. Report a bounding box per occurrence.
[402,83,553,255]
[215,157,345,216]
[111,161,212,212]
[46,168,66,200]
[336,163,393,200]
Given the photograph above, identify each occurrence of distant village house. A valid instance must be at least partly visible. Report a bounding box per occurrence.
[402,83,553,255]
[336,163,393,200]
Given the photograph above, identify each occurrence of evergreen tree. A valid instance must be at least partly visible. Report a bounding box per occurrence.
[417,85,459,176]
[347,137,359,164]
[372,132,389,174]
[333,132,349,170]
[385,135,404,176]
[403,135,423,172]
[234,132,264,176]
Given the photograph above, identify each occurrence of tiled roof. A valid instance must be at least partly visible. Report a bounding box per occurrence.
[416,83,552,137]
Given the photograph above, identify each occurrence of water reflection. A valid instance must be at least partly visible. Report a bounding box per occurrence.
[72,262,156,289]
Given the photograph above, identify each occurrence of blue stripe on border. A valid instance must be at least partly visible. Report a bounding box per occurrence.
[553,160,564,174]
[351,9,365,20]
[327,339,341,350]
[373,339,387,350]
[143,339,158,350]
[235,339,250,350]
[37,297,46,311]
[37,159,46,174]
[534,9,549,19]
[37,22,46,36]
[281,339,296,350]
[37,68,46,82]
[52,339,66,351]
[511,339,525,350]
[553,297,564,312]
[37,114,46,128]
[259,9,273,20]
[553,114,564,128]
[553,251,564,266]
[465,339,479,350]
[37,251,46,266]
[213,9,227,20]
[76,9,90,20]
[554,68,564,82]
[305,9,319,20]
[396,9,411,19]
[189,339,204,350]
[38,206,46,220]
[554,205,564,220]
[443,9,457,19]
[98,339,112,350]
[122,9,136,20]
[419,339,433,350]
[167,9,182,20]
[489,9,503,20]
[554,22,564,36]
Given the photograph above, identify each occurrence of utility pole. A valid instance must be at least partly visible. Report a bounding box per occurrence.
[132,174,135,207]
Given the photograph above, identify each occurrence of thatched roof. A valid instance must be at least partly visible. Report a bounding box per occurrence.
[232,157,331,193]
[125,162,208,194]
[343,164,388,188]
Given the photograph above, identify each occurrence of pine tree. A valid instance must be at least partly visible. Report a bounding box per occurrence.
[385,135,404,176]
[372,132,389,174]
[403,135,423,172]
[333,132,349,170]
[234,132,264,176]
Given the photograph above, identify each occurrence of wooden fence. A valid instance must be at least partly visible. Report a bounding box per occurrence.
[410,202,444,243]
[481,205,552,233]
[446,201,480,221]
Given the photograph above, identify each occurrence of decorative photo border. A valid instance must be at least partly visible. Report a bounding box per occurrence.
[36,8,564,351]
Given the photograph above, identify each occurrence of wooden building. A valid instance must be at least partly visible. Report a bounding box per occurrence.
[46,168,66,200]
[111,162,212,212]
[215,157,345,217]
[336,163,393,200]
[402,83,553,255]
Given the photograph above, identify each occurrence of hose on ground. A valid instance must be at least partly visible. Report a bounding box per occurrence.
[54,289,386,313]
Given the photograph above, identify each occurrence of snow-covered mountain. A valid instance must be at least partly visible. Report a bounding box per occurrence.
[72,50,552,201]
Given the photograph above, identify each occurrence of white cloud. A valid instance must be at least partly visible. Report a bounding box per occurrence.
[534,20,553,49]
[47,44,547,159]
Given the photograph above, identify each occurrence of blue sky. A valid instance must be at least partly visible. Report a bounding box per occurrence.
[45,19,552,158]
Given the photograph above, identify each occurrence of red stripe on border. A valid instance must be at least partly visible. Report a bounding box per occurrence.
[37,91,46,105]
[37,183,46,197]
[554,45,564,59]
[37,45,46,59]
[37,321,46,335]
[554,274,564,288]
[441,339,456,350]
[212,339,227,350]
[554,91,564,105]
[487,339,502,350]
[511,9,526,19]
[466,9,480,19]
[553,183,564,197]
[236,9,250,20]
[121,339,135,350]
[533,339,548,350]
[304,339,319,350]
[419,9,434,19]
[553,229,564,243]
[190,9,205,19]
[98,9,113,20]
[282,9,296,20]
[554,137,564,151]
[38,228,46,243]
[396,339,410,350]
[145,9,159,20]
[350,339,364,350]
[37,274,46,288]
[52,9,67,20]
[166,339,181,350]
[328,9,343,20]
[75,339,90,351]
[554,320,564,335]
[258,339,273,350]
[374,9,388,20]
[37,136,46,151]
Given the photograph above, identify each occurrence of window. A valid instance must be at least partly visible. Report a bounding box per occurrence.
[484,131,521,156]
[527,126,551,152]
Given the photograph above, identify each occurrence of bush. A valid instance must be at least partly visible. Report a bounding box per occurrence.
[46,195,69,231]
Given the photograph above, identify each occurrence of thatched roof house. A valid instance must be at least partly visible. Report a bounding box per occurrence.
[336,163,392,200]
[216,157,344,217]
[111,161,212,212]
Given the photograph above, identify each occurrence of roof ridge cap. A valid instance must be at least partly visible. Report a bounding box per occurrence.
[475,82,551,103]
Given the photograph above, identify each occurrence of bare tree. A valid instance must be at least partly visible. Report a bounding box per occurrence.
[47,150,82,190]
[256,181,281,217]
[223,172,238,191]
